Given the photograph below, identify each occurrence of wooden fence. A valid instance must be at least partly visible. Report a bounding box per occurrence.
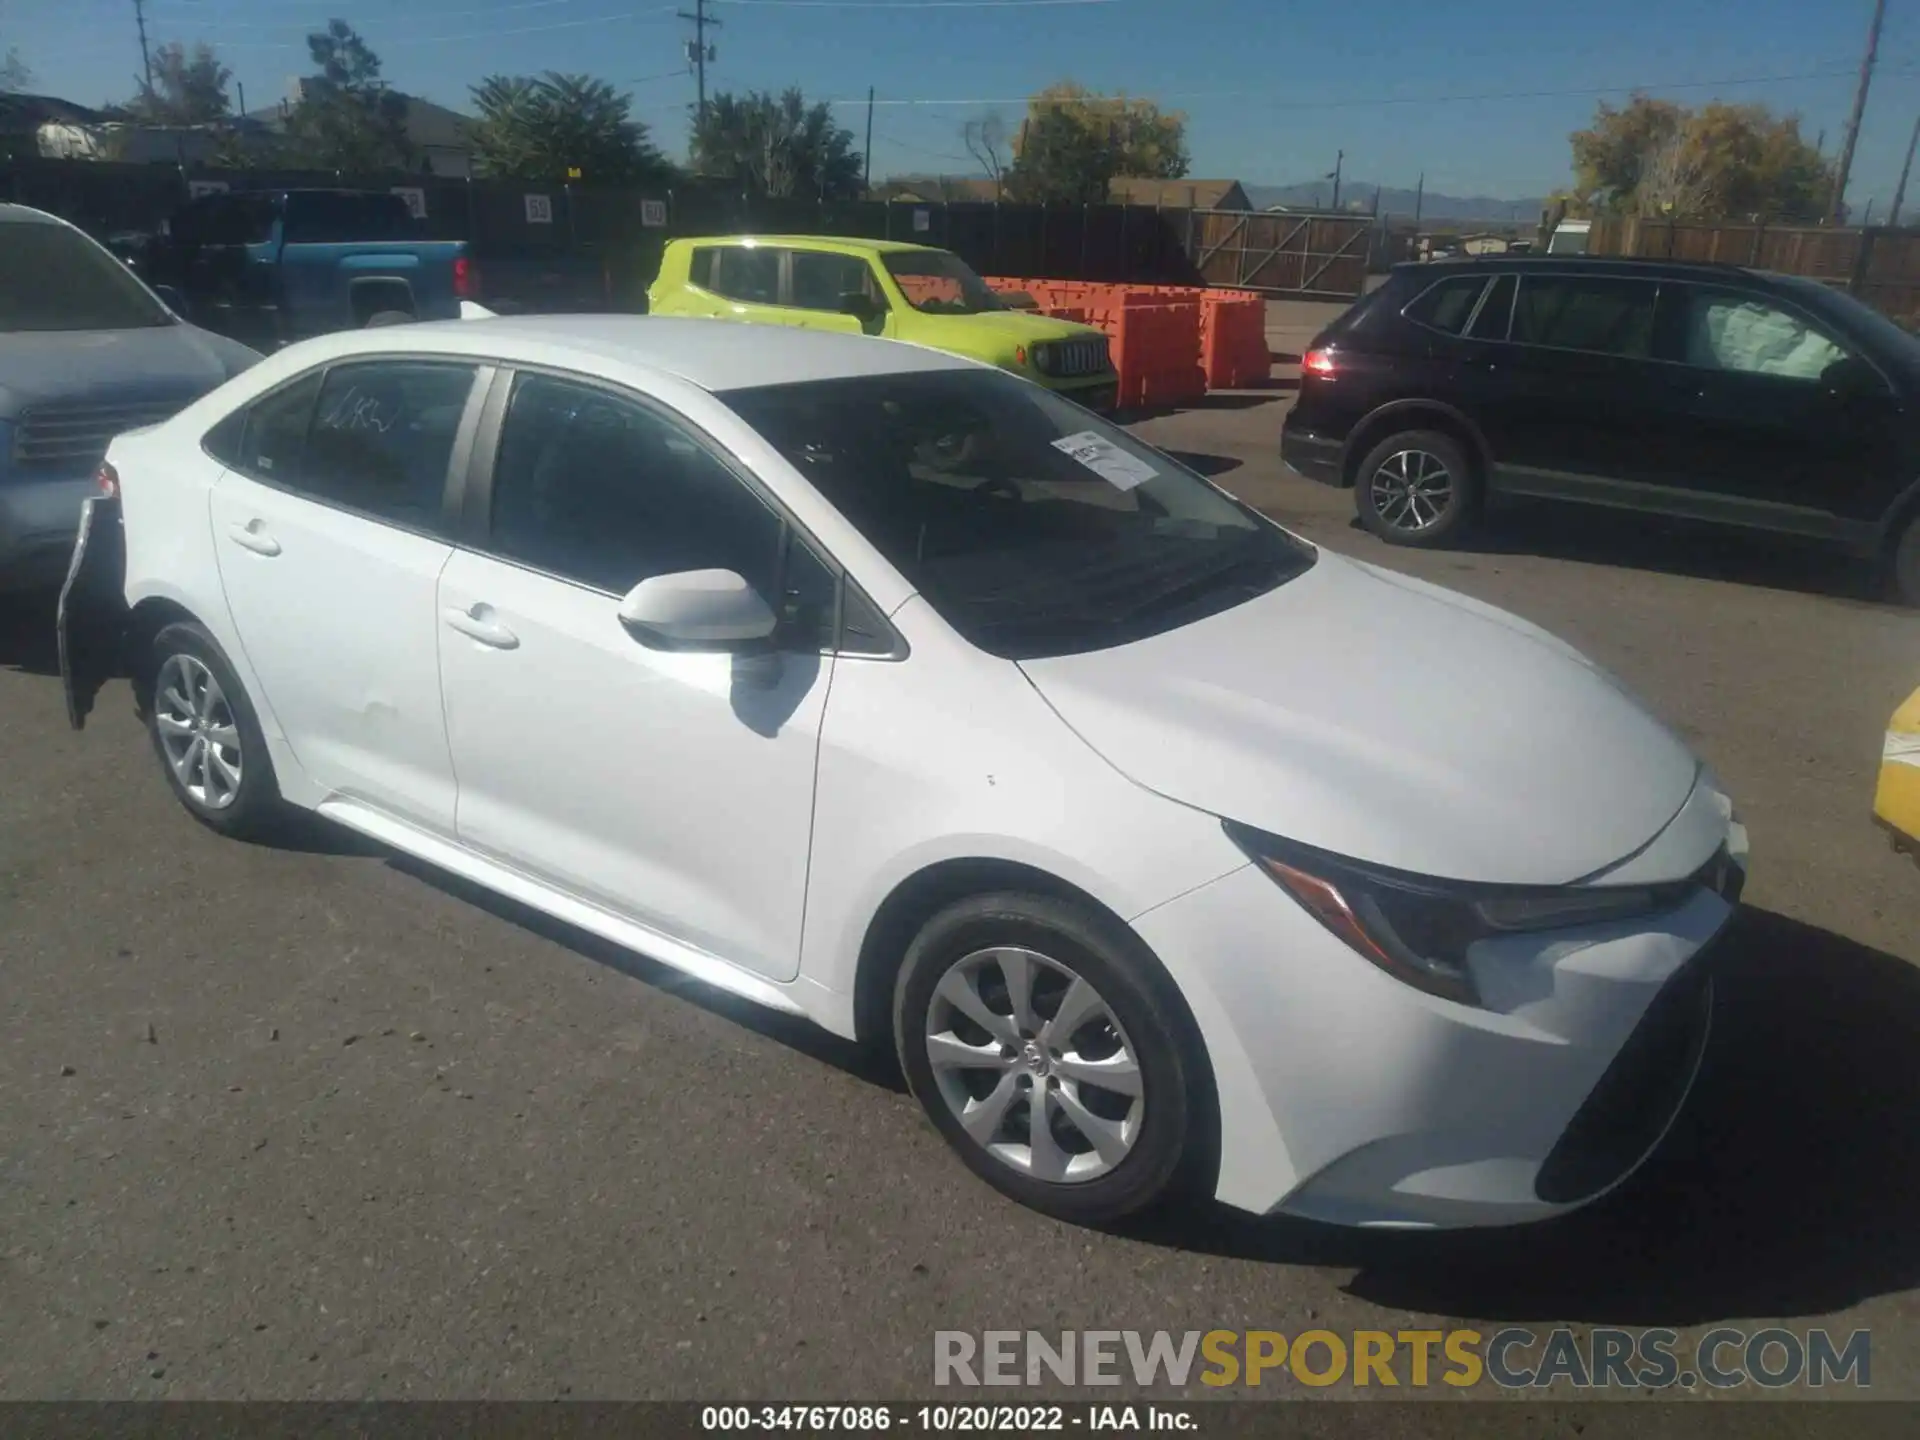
[1587,216,1920,327]
[0,158,1378,302]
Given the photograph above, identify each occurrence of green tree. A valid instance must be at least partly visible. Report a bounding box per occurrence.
[468,73,672,185]
[1005,82,1190,203]
[286,20,411,172]
[1,45,28,94]
[690,88,862,199]
[1569,94,1831,220]
[126,41,232,126]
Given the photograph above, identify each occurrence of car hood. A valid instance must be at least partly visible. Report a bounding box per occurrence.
[928,310,1107,347]
[0,323,259,420]
[1018,551,1700,886]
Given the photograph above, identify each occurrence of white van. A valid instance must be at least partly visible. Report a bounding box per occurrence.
[1546,218,1592,255]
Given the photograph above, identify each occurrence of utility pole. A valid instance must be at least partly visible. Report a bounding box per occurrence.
[132,0,153,93]
[1890,110,1920,226]
[1830,0,1887,225]
[1413,171,1424,229]
[1329,149,1344,211]
[863,86,875,197]
[677,0,720,126]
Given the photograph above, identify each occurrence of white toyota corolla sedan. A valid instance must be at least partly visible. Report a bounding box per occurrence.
[59,315,1749,1230]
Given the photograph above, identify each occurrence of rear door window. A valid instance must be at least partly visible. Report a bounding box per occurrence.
[1512,276,1659,359]
[282,192,417,243]
[1403,276,1489,335]
[1466,274,1516,339]
[709,246,781,305]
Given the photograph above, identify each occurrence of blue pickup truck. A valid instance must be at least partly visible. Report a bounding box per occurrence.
[140,188,473,350]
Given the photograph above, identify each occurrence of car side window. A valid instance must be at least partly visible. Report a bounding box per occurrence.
[218,362,473,529]
[1511,276,1658,359]
[687,246,716,289]
[1675,287,1854,383]
[710,246,780,305]
[487,374,836,645]
[203,370,323,478]
[1466,274,1516,340]
[1403,276,1487,335]
[790,250,882,312]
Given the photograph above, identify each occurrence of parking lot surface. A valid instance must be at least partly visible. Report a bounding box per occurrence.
[3,324,1919,1403]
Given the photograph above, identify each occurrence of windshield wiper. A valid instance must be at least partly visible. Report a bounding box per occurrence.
[1112,545,1295,630]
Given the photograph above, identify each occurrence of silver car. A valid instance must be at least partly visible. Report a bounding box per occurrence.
[0,203,260,592]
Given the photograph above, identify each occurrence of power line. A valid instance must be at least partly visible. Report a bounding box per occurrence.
[140,0,630,25]
[711,0,1112,7]
[178,9,680,47]
[829,65,1877,111]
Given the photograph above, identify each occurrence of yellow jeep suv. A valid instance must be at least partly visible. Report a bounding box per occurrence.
[647,236,1118,411]
[1878,681,1920,865]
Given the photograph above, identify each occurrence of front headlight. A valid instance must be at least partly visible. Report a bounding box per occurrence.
[1027,342,1056,376]
[1224,822,1695,1007]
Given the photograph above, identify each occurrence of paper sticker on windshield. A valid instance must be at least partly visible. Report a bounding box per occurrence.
[1051,431,1158,491]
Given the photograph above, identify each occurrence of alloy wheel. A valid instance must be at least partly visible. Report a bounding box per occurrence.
[154,653,244,810]
[924,945,1145,1184]
[1369,448,1455,532]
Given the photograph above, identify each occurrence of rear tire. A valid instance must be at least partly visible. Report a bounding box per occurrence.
[1891,512,1920,608]
[1354,428,1477,548]
[146,621,281,840]
[893,892,1207,1226]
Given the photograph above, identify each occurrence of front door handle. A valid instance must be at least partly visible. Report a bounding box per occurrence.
[226,521,281,556]
[442,605,519,650]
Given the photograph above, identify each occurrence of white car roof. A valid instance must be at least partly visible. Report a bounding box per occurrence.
[0,203,73,226]
[284,313,976,394]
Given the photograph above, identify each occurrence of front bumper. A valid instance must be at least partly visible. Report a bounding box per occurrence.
[0,472,96,592]
[1132,843,1742,1228]
[1049,374,1120,415]
[1279,422,1344,486]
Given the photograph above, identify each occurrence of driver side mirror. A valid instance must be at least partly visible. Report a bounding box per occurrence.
[616,569,778,651]
[838,290,883,326]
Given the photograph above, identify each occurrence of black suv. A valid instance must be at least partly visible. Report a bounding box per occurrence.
[1280,257,1920,603]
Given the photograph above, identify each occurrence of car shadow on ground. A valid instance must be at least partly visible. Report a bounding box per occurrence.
[1459,500,1892,606]
[0,591,59,676]
[1123,904,1920,1325]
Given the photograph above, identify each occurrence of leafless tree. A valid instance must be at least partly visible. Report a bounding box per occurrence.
[1635,127,1718,218]
[963,112,1010,197]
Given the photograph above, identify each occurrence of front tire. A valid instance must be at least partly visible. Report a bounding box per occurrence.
[1354,428,1477,547]
[146,621,280,839]
[893,892,1205,1225]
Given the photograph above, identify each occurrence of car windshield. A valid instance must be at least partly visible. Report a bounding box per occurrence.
[0,220,174,332]
[882,251,1007,316]
[722,369,1316,660]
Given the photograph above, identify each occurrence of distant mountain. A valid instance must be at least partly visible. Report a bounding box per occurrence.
[1241,181,1548,225]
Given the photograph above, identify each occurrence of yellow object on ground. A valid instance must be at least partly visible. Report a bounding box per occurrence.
[1876,683,1920,861]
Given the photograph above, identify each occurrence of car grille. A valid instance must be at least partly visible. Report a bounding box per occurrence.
[1040,337,1111,378]
[11,396,198,473]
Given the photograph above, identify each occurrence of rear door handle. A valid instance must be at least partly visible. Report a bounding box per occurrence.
[226,521,281,556]
[442,605,519,650]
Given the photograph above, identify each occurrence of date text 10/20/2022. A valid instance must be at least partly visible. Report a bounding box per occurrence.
[701,1407,1195,1432]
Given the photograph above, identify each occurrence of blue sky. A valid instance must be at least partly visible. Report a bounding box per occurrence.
[10,0,1920,207]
